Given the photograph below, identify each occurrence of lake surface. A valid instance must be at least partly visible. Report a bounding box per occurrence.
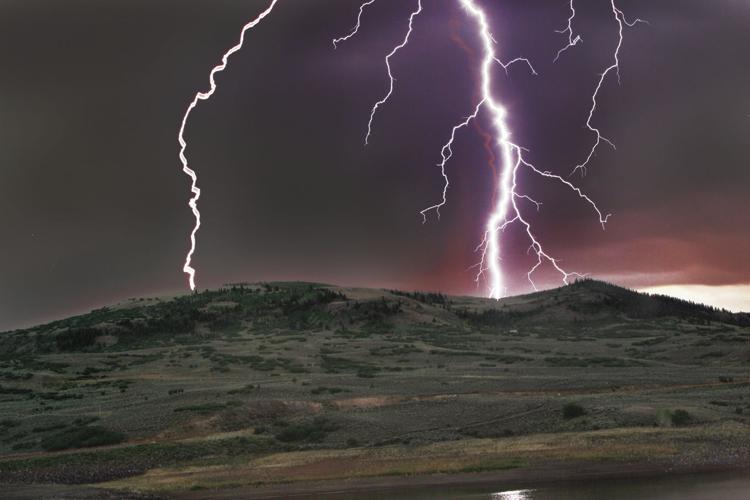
[313,470,750,499]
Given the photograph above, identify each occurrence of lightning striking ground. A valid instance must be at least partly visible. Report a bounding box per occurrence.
[364,0,423,146]
[455,0,610,298]
[563,0,646,176]
[178,1,638,300]
[178,0,279,291]
[334,0,627,298]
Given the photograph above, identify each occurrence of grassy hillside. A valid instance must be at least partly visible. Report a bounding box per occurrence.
[0,280,748,495]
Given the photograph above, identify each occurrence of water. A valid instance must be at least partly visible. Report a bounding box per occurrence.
[314,471,750,499]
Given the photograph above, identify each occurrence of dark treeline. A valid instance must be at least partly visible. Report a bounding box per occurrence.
[390,290,449,306]
[16,284,351,355]
[568,279,750,326]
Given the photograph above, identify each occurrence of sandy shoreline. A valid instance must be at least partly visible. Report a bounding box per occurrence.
[1,441,749,498]
[165,459,750,499]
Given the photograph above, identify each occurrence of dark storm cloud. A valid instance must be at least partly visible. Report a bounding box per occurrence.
[1,0,748,330]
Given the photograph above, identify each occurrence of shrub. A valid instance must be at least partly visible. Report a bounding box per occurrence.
[73,416,99,426]
[227,384,256,395]
[670,409,691,427]
[41,426,126,451]
[0,419,20,428]
[311,386,345,395]
[563,402,586,419]
[56,328,101,351]
[346,438,360,447]
[11,441,36,451]
[174,403,227,413]
[274,417,338,443]
[356,368,378,378]
[32,422,67,433]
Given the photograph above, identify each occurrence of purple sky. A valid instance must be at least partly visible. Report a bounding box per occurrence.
[1,0,748,330]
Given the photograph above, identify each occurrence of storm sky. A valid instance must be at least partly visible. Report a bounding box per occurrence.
[1,0,748,330]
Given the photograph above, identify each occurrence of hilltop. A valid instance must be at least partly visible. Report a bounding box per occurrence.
[3,278,746,354]
[0,280,748,497]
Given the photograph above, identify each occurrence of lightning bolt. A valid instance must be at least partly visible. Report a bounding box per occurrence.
[420,14,535,223]
[332,0,376,49]
[563,0,646,177]
[178,0,280,290]
[554,0,582,63]
[364,0,423,146]
[419,101,484,223]
[178,1,639,300]
[449,22,499,208]
[456,0,609,298]
[333,0,615,298]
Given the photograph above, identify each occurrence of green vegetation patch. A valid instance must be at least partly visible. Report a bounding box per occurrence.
[310,386,347,395]
[0,385,33,396]
[32,422,67,433]
[174,401,241,413]
[0,371,33,381]
[0,419,20,429]
[320,355,381,378]
[274,417,338,443]
[545,356,645,368]
[563,402,586,419]
[41,426,126,451]
[0,435,279,484]
[227,384,257,395]
[458,457,525,473]
[671,409,691,427]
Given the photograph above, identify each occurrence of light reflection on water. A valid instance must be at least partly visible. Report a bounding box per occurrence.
[491,489,533,500]
[308,470,750,499]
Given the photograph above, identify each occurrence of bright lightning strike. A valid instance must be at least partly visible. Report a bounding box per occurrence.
[178,0,279,291]
[336,0,614,298]
[332,0,376,49]
[458,0,526,298]
[565,0,646,177]
[179,1,638,301]
[420,28,536,224]
[364,0,423,146]
[457,0,609,298]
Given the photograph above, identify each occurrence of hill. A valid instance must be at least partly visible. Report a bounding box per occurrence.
[0,280,748,497]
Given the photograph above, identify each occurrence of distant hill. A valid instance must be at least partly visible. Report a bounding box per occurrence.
[1,279,747,357]
[457,279,749,328]
[0,280,748,494]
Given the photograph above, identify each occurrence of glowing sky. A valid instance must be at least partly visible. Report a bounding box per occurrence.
[0,0,748,330]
